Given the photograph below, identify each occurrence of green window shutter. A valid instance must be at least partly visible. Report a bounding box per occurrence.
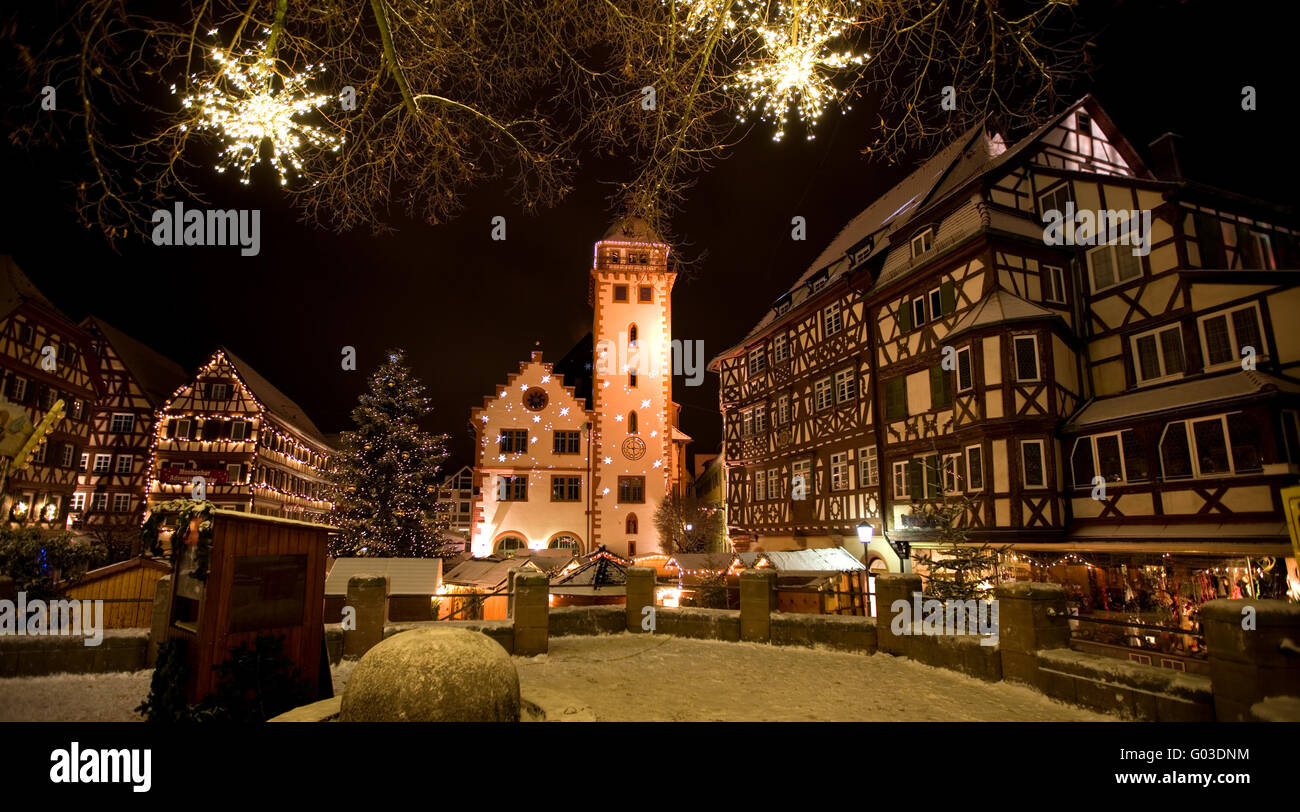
[940,280,955,315]
[1235,223,1262,269]
[899,300,913,332]
[925,455,941,498]
[1194,212,1226,269]
[907,459,923,499]
[886,378,907,420]
[930,366,952,408]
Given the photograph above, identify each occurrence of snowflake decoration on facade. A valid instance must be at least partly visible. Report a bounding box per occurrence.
[178,44,342,185]
[731,1,868,141]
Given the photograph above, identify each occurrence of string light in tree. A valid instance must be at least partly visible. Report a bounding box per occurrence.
[731,1,869,141]
[177,39,342,186]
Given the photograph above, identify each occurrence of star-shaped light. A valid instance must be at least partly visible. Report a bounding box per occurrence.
[730,1,869,141]
[641,399,652,408]
[614,414,624,422]
[498,454,506,462]
[541,375,551,383]
[532,416,541,423]
[603,457,612,464]
[520,383,529,391]
[653,460,662,468]
[559,407,569,416]
[178,44,342,185]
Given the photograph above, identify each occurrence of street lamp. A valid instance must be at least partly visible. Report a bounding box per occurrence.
[855,522,873,543]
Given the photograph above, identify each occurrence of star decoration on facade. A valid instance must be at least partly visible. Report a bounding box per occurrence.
[650,430,659,438]
[641,399,651,408]
[541,375,551,383]
[532,416,541,423]
[498,454,506,462]
[653,460,662,468]
[499,390,507,398]
[603,457,612,464]
[602,381,611,388]
[520,383,529,391]
[602,487,610,495]
[614,414,623,422]
[559,407,569,416]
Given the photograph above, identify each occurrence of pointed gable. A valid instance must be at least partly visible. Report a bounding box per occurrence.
[83,317,188,408]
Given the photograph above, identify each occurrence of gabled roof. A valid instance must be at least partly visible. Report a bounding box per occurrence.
[717,96,1156,361]
[84,317,188,408]
[1064,371,1300,431]
[325,558,443,596]
[665,552,741,573]
[754,547,866,575]
[0,255,61,319]
[443,556,542,589]
[218,347,331,446]
[511,548,576,574]
[550,547,628,593]
[946,289,1064,340]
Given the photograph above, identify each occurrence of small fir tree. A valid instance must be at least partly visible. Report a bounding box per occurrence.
[329,349,452,558]
[910,494,1007,601]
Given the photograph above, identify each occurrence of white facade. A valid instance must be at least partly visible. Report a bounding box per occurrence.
[471,221,686,559]
[589,225,676,557]
[471,352,593,557]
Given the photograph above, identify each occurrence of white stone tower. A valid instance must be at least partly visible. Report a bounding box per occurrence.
[589,219,676,558]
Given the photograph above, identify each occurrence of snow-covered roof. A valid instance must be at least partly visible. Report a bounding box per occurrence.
[550,549,628,594]
[325,557,443,596]
[946,289,1063,339]
[754,547,866,575]
[666,553,740,573]
[1064,371,1300,431]
[443,556,541,589]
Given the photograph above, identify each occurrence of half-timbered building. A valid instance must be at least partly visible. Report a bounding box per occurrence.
[73,317,188,541]
[712,97,1300,601]
[0,257,104,528]
[146,348,334,522]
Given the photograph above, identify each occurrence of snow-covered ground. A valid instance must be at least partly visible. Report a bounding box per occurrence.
[0,660,361,722]
[514,634,1116,722]
[0,634,1115,722]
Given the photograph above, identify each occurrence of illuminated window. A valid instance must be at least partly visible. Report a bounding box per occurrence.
[626,513,638,534]
[495,536,527,557]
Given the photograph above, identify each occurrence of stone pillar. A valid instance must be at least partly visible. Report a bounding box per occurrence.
[344,574,389,660]
[626,566,656,633]
[740,569,776,643]
[512,571,549,656]
[1201,598,1300,722]
[146,574,173,667]
[875,572,922,656]
[994,581,1070,686]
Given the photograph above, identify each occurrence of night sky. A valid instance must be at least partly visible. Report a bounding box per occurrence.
[1,1,1294,471]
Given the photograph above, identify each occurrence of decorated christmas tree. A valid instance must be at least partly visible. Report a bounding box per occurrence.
[329,349,453,559]
[911,494,1007,601]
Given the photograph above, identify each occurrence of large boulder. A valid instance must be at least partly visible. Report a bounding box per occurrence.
[340,628,520,722]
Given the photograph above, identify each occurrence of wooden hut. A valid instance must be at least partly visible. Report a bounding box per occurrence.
[61,556,171,628]
[324,558,442,622]
[162,508,330,704]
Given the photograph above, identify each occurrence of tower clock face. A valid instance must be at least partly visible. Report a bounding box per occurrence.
[523,387,548,411]
[621,436,646,461]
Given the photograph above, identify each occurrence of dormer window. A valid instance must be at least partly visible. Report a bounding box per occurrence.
[911,228,934,259]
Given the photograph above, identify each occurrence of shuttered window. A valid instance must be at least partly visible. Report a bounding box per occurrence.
[885,378,907,420]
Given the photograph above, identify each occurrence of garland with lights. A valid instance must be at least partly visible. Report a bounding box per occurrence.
[141,499,216,582]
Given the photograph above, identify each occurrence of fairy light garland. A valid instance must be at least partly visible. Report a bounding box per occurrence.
[729,1,868,141]
[176,33,342,186]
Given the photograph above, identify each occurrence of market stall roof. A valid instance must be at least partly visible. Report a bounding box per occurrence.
[665,553,742,574]
[443,556,543,589]
[511,549,576,574]
[550,548,628,595]
[754,547,867,576]
[325,558,442,597]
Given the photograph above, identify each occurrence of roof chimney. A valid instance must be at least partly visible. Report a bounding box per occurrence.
[1148,132,1184,181]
